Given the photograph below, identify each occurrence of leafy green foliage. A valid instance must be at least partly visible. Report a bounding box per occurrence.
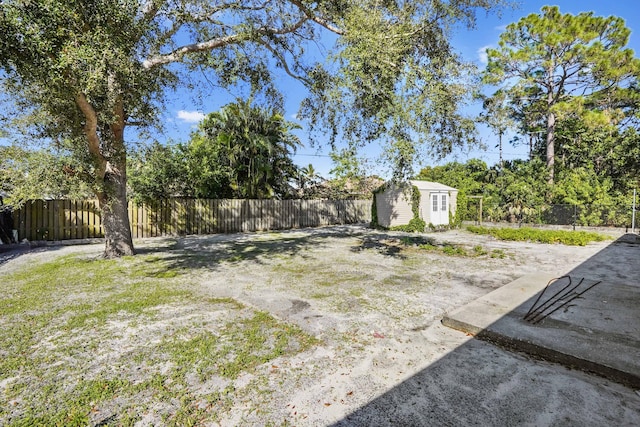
[399,238,505,258]
[186,100,301,199]
[128,101,301,201]
[385,184,425,232]
[325,148,378,198]
[416,159,490,223]
[484,6,640,183]
[127,142,189,204]
[467,226,610,246]
[300,0,508,179]
[390,217,426,233]
[0,145,92,207]
[441,244,467,256]
[416,157,636,227]
[370,193,379,228]
[294,163,324,199]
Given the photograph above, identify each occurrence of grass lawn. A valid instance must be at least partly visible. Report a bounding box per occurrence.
[0,231,512,425]
[0,226,627,426]
[0,251,317,426]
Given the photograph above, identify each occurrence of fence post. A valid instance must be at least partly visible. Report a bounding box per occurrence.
[573,204,577,231]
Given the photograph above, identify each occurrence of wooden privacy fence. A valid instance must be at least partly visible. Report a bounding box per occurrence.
[13,198,372,242]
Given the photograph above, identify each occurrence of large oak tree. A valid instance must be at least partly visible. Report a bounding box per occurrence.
[1,0,506,257]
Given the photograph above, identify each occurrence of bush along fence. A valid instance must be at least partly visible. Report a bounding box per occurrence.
[464,201,636,229]
[11,198,372,242]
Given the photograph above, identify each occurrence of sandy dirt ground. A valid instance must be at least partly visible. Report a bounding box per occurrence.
[1,225,639,425]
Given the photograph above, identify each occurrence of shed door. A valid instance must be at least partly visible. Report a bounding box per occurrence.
[431,193,448,225]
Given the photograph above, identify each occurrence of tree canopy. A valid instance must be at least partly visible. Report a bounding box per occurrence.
[189,100,301,200]
[0,0,507,256]
[1,145,92,205]
[129,100,301,201]
[484,5,640,184]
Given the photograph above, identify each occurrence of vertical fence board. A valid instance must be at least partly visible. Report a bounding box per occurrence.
[25,201,33,241]
[36,200,43,240]
[58,200,65,240]
[85,201,91,238]
[11,198,371,241]
[208,199,214,234]
[141,202,147,238]
[73,201,79,240]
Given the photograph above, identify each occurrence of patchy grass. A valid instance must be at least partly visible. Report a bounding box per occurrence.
[0,253,318,426]
[473,245,488,256]
[467,226,611,246]
[393,235,500,258]
[161,311,318,381]
[491,249,507,259]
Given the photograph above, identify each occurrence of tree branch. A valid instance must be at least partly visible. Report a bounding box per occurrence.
[141,0,160,20]
[142,33,245,68]
[110,97,126,144]
[143,13,308,69]
[254,38,312,85]
[288,0,345,35]
[74,93,107,179]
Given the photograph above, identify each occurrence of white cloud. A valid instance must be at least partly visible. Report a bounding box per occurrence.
[176,110,205,123]
[477,45,492,64]
[494,24,507,32]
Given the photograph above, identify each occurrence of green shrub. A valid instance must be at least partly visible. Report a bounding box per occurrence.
[418,243,438,251]
[466,225,610,246]
[391,217,426,233]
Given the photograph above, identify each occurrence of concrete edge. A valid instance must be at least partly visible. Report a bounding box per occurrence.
[442,310,640,390]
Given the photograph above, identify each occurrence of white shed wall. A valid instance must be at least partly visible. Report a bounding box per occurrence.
[375,187,413,227]
[418,190,432,224]
[375,181,458,228]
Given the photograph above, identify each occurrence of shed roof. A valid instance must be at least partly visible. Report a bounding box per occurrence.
[409,180,457,192]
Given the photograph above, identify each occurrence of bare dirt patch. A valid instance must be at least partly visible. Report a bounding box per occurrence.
[1,225,638,425]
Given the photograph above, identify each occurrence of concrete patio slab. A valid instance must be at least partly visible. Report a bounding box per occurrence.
[442,235,640,389]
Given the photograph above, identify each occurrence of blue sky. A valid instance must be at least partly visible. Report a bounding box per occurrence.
[4,2,639,180]
[161,1,640,179]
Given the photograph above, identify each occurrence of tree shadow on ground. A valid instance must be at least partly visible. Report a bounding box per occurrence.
[0,245,67,268]
[350,233,437,259]
[331,234,640,425]
[134,226,372,273]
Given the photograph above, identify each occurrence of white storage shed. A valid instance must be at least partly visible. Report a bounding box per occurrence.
[374,180,458,228]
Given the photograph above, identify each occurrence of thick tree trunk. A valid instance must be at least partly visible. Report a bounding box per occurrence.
[546,111,555,185]
[99,104,135,258]
[546,72,555,185]
[76,92,135,257]
[98,162,135,258]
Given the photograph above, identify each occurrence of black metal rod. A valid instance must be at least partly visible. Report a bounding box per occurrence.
[532,280,602,324]
[524,276,572,321]
[526,278,586,323]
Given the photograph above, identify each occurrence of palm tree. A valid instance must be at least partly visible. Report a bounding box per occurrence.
[296,163,323,197]
[196,100,301,199]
